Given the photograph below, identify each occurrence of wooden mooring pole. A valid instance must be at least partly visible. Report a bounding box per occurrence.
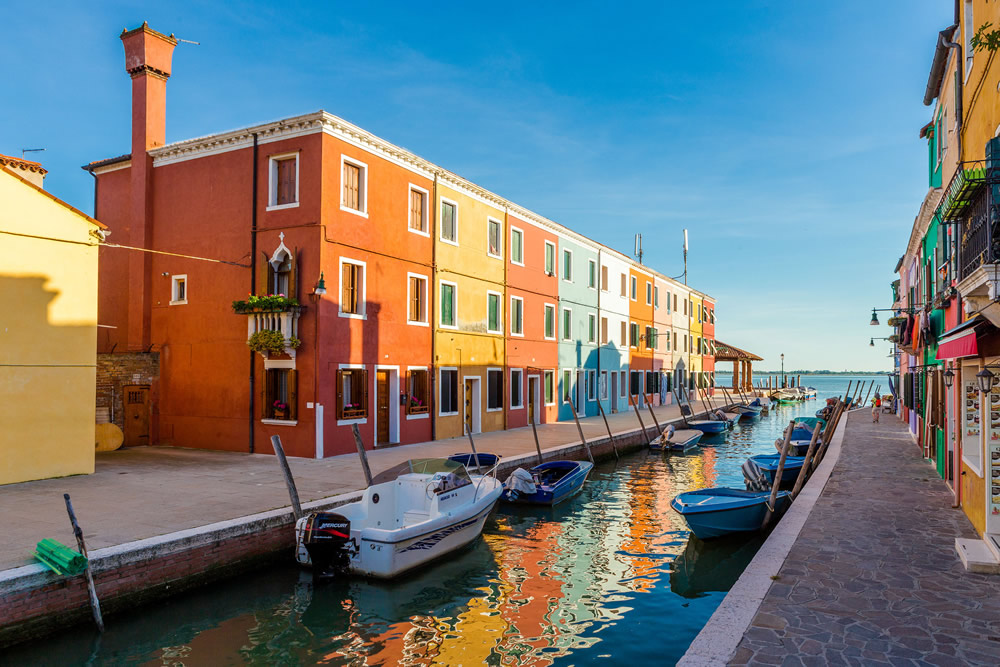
[270,435,303,520]
[465,428,482,470]
[790,420,823,500]
[596,401,620,460]
[629,393,648,440]
[763,422,794,529]
[530,415,544,465]
[645,393,664,435]
[351,424,373,486]
[568,401,595,463]
[64,494,104,633]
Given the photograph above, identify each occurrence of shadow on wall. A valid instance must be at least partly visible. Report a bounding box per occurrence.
[0,274,95,361]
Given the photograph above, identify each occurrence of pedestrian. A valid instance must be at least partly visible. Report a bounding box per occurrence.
[872,395,881,423]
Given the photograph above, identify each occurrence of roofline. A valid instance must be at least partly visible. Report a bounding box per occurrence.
[923,24,958,106]
[2,166,107,229]
[82,154,131,173]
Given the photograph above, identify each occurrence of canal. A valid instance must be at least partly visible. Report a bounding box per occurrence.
[8,377,874,666]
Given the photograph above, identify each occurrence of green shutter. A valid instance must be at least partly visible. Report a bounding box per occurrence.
[442,284,454,326]
[489,294,499,331]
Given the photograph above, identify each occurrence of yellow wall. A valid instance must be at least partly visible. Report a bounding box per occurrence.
[960,1,1000,162]
[434,182,506,439]
[0,168,100,485]
[961,461,986,535]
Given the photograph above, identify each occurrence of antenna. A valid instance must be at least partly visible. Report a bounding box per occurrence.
[21,148,45,159]
[177,38,201,45]
[634,233,643,265]
[683,228,688,285]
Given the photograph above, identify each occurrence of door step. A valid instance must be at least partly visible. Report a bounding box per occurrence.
[955,537,1000,574]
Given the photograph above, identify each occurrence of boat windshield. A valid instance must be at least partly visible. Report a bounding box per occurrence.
[371,458,472,485]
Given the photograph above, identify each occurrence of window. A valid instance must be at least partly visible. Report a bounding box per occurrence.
[587,370,597,401]
[673,294,678,312]
[441,199,458,244]
[654,286,659,309]
[673,331,678,350]
[562,307,572,340]
[510,368,523,409]
[337,368,368,420]
[341,156,367,216]
[698,305,703,323]
[620,273,627,297]
[264,368,297,421]
[646,281,652,305]
[684,334,688,352]
[487,369,503,411]
[709,309,715,324]
[563,370,573,402]
[620,321,627,347]
[630,322,639,348]
[601,317,609,344]
[562,249,573,281]
[630,371,641,396]
[268,153,298,209]
[646,371,659,395]
[511,296,524,336]
[666,331,672,351]
[965,0,974,78]
[588,313,597,343]
[684,299,688,315]
[666,291,671,313]
[511,227,524,265]
[601,265,609,291]
[620,370,627,397]
[340,259,365,317]
[488,218,502,258]
[600,371,608,400]
[588,260,597,289]
[487,292,502,334]
[545,242,556,275]
[440,282,457,328]
[407,274,427,324]
[269,250,292,296]
[544,304,556,339]
[646,326,655,350]
[408,369,429,414]
[170,274,187,305]
[439,368,459,415]
[409,186,428,234]
[630,276,637,300]
[544,370,555,405]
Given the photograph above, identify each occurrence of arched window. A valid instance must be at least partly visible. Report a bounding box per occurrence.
[271,250,292,296]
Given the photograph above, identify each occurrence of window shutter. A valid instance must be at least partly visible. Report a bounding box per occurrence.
[261,368,269,418]
[342,264,353,313]
[258,252,272,296]
[361,369,369,416]
[344,163,359,210]
[288,248,298,300]
[336,370,344,419]
[288,370,298,421]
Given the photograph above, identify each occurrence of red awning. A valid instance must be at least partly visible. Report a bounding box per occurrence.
[935,331,977,360]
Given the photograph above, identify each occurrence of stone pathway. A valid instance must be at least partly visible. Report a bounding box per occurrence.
[731,411,1000,666]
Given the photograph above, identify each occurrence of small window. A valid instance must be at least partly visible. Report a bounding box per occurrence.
[562,249,573,281]
[545,242,556,275]
[684,299,688,315]
[646,282,652,305]
[601,265,609,291]
[601,316,609,344]
[666,291,671,313]
[562,308,572,341]
[440,282,457,328]
[409,187,428,234]
[630,322,639,348]
[544,304,556,340]
[654,286,659,309]
[488,218,502,258]
[340,260,365,317]
[666,332,672,351]
[588,260,597,289]
[408,275,427,324]
[269,154,298,209]
[487,292,502,334]
[646,326,654,350]
[511,296,524,336]
[710,309,715,324]
[630,276,637,301]
[673,331,678,350]
[620,321,627,347]
[600,371,608,400]
[337,368,368,420]
[341,157,367,215]
[588,313,597,343]
[587,370,596,401]
[563,370,572,403]
[170,274,187,305]
[264,368,297,420]
[544,370,555,405]
[620,370,627,398]
[408,369,429,414]
[510,368,523,409]
[630,371,641,396]
[620,273,627,297]
[441,200,458,244]
[439,369,459,415]
[511,228,524,265]
[487,369,503,411]
[673,294,678,312]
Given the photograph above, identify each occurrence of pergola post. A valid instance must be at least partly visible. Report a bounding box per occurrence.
[732,359,739,390]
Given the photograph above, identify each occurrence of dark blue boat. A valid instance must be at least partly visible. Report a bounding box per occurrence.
[675,389,729,434]
[501,460,594,505]
[671,488,792,540]
[747,454,806,485]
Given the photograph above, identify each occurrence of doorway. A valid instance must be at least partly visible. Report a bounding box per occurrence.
[123,385,150,447]
[576,370,585,414]
[610,371,618,413]
[376,370,390,445]
[528,375,539,425]
[464,377,481,434]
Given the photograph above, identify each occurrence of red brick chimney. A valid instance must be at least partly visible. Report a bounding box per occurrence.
[120,23,176,350]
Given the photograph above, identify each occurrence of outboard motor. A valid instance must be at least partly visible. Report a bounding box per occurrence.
[299,512,354,580]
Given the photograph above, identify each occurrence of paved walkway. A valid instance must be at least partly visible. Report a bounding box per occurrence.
[0,399,705,572]
[731,411,1000,666]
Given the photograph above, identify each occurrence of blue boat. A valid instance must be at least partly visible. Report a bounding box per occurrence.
[650,428,703,452]
[747,454,806,485]
[671,488,792,540]
[733,404,762,419]
[774,439,814,457]
[501,460,594,505]
[675,392,728,434]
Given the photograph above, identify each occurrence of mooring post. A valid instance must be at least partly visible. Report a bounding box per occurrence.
[645,392,664,435]
[270,435,303,520]
[629,393,648,440]
[63,493,104,633]
[763,422,794,528]
[568,401,595,463]
[596,401,619,460]
[351,424,373,486]
[530,415,544,465]
[465,427,482,470]
[790,421,823,500]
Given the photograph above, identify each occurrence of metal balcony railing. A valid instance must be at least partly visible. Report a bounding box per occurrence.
[936,160,1000,280]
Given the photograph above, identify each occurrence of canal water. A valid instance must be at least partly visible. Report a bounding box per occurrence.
[9,375,881,666]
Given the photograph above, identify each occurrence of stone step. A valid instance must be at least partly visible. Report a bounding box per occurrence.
[955,537,1000,574]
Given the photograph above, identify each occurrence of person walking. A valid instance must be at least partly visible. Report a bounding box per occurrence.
[872,395,881,423]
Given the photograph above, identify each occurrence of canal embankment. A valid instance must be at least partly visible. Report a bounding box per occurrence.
[0,398,727,648]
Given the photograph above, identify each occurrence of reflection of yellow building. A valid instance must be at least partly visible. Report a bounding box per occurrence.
[0,163,104,485]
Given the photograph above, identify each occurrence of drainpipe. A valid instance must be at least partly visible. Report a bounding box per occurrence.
[597,248,603,412]
[940,27,963,160]
[503,206,509,432]
[249,133,259,454]
[430,172,438,441]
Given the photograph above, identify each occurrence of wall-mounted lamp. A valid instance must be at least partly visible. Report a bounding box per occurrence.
[977,367,994,394]
[161,272,170,277]
[312,272,327,297]
[943,367,955,389]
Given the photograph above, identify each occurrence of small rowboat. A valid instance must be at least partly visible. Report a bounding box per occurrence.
[671,488,792,540]
[650,427,703,452]
[502,460,594,505]
[747,454,806,485]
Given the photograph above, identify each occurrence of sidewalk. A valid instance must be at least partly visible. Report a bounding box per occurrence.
[0,399,692,573]
[730,411,1000,665]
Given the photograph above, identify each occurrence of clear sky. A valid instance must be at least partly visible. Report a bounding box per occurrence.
[2,1,949,371]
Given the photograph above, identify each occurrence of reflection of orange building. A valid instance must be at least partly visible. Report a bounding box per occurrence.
[620,472,661,593]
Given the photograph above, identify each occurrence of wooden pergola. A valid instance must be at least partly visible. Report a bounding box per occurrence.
[714,340,763,391]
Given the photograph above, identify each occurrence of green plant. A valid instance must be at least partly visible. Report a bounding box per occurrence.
[287,336,302,349]
[972,21,1000,53]
[247,330,287,355]
[232,294,300,314]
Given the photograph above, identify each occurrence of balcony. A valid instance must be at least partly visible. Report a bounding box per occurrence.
[233,296,304,358]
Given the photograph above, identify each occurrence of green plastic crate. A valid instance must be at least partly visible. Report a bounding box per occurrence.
[33,538,87,576]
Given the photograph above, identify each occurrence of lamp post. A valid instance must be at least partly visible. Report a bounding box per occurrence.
[780,353,785,388]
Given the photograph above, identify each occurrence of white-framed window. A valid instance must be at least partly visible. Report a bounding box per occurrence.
[630,276,637,301]
[588,259,597,289]
[646,281,652,305]
[487,368,504,412]
[654,286,659,309]
[620,321,627,349]
[440,280,458,329]
[510,226,524,266]
[619,370,627,397]
[487,218,503,259]
[439,367,459,416]
[630,321,638,348]
[965,0,974,80]
[562,307,572,341]
[487,290,503,334]
[666,291,672,313]
[406,273,428,326]
[340,155,368,217]
[339,257,366,319]
[336,365,368,424]
[544,303,556,340]
[440,198,459,245]
[510,368,524,409]
[408,184,429,236]
[562,369,573,403]
[545,241,556,276]
[601,265,609,291]
[267,152,299,210]
[600,371,608,400]
[544,370,555,405]
[587,369,597,401]
[562,248,573,281]
[170,274,188,305]
[510,296,524,337]
[601,316,609,344]
[588,313,597,343]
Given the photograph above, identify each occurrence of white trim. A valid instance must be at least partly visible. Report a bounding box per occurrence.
[439,279,458,329]
[406,272,429,326]
[339,154,369,218]
[543,303,556,340]
[561,306,573,341]
[261,419,298,426]
[510,295,524,337]
[169,274,188,305]
[544,240,557,277]
[336,363,368,426]
[439,197,459,246]
[407,183,430,237]
[267,151,299,211]
[630,320,638,348]
[337,362,366,369]
[486,290,503,334]
[487,217,503,259]
[509,226,525,266]
[486,367,504,412]
[587,369,597,402]
[562,248,574,282]
[510,368,524,410]
[264,358,296,370]
[630,275,638,301]
[405,365,431,420]
[91,159,131,175]
[438,366,460,417]
[463,374,482,434]
[338,257,367,320]
[646,280,652,305]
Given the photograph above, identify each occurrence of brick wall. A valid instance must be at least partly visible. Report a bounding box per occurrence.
[96,353,159,431]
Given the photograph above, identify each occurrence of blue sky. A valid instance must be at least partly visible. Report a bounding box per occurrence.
[2,1,948,371]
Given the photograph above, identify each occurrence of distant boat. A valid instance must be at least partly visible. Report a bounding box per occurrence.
[675,390,728,433]
[671,488,792,540]
[501,460,594,505]
[650,427,703,452]
[747,454,806,485]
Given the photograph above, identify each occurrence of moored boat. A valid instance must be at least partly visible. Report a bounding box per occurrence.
[747,454,806,485]
[448,452,500,473]
[671,488,792,540]
[650,425,703,452]
[501,460,594,505]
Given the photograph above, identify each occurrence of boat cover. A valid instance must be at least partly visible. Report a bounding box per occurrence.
[741,459,770,492]
[505,468,537,496]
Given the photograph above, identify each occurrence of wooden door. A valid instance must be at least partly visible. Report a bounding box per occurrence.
[376,371,390,444]
[123,385,150,447]
[528,378,536,424]
[464,380,473,434]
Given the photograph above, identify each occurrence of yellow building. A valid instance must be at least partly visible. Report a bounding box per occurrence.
[434,179,507,439]
[0,161,104,485]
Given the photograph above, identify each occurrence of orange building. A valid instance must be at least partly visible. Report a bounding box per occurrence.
[628,266,657,406]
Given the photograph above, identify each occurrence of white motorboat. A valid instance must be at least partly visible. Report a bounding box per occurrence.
[295,457,502,579]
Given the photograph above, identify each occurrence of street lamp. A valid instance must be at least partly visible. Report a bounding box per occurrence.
[870,308,879,326]
[977,367,994,394]
[780,353,784,388]
[943,367,955,389]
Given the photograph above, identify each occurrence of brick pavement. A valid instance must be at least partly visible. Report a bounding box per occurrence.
[731,411,1000,666]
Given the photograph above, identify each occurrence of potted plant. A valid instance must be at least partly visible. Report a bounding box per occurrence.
[232,294,301,314]
[273,400,288,420]
[247,330,288,356]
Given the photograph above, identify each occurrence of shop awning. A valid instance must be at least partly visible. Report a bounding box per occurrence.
[936,317,991,360]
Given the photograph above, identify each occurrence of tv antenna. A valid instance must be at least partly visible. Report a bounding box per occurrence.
[634,233,643,265]
[21,148,45,159]
[670,228,690,284]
